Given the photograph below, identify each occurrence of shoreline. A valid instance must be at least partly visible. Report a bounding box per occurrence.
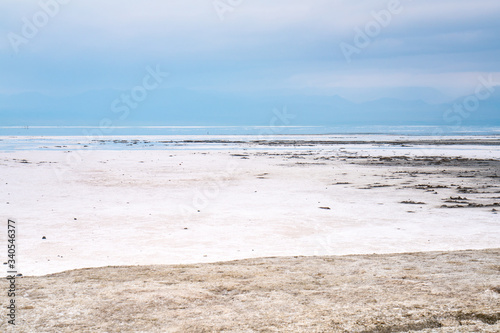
[31,247,500,278]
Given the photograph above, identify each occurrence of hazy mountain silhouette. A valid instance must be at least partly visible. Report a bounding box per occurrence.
[0,88,498,126]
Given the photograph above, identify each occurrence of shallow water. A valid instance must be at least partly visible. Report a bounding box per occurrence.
[1,125,500,137]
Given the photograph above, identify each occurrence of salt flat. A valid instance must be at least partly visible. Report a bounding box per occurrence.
[1,136,499,276]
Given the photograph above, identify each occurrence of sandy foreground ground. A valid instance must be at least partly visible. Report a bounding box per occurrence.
[0,136,499,331]
[1,250,499,332]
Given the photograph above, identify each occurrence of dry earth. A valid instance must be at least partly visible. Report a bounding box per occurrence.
[2,249,499,332]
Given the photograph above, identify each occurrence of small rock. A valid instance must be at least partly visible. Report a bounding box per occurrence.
[42,236,46,240]
[319,207,331,210]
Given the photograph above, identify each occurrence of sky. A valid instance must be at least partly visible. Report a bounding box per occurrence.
[1,0,500,125]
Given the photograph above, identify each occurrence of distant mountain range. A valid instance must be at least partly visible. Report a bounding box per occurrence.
[0,88,499,126]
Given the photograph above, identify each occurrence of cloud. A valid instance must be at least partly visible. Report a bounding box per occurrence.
[0,0,499,102]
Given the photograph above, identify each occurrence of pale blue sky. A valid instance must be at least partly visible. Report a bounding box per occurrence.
[1,0,499,125]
